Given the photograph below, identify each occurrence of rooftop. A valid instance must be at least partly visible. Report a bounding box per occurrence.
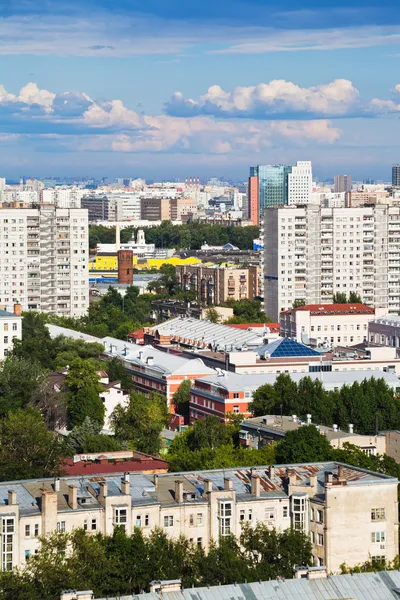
[282,303,375,316]
[372,315,400,326]
[0,309,21,319]
[1,462,396,516]
[145,317,264,351]
[63,451,168,477]
[118,571,400,600]
[226,322,280,333]
[193,370,400,393]
[255,338,320,358]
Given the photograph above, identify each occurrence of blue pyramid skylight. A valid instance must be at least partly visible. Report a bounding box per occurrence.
[255,338,320,358]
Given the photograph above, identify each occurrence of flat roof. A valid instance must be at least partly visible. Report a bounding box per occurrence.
[282,303,375,316]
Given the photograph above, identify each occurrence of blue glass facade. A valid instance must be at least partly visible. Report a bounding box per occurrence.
[251,164,292,217]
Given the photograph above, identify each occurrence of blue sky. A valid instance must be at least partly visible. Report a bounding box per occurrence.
[0,0,399,180]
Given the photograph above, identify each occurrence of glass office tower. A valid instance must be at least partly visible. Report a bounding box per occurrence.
[250,165,292,218]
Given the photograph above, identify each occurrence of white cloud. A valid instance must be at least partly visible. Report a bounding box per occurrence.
[83,100,144,129]
[18,82,55,109]
[166,79,361,119]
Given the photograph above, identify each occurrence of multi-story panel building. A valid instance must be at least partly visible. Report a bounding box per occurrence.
[81,194,110,221]
[334,174,352,193]
[176,264,260,304]
[0,463,397,573]
[41,188,86,208]
[264,205,400,321]
[392,165,400,188]
[140,198,171,221]
[287,161,313,205]
[0,306,22,359]
[0,207,88,317]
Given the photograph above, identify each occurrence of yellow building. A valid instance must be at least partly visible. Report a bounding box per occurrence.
[89,254,202,272]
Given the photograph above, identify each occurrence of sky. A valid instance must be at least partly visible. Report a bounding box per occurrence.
[0,0,399,180]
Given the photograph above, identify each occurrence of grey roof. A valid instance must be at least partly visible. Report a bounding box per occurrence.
[371,315,400,326]
[97,570,400,600]
[46,324,103,345]
[0,309,21,319]
[147,317,264,351]
[193,370,400,393]
[0,462,395,516]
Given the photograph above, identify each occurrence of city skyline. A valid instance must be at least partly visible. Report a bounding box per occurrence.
[0,0,399,177]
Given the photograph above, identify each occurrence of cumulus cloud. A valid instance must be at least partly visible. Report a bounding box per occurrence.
[166,79,400,120]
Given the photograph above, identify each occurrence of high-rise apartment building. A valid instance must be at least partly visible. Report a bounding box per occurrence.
[0,207,88,317]
[264,205,400,321]
[41,188,86,208]
[140,197,171,221]
[334,174,352,193]
[392,165,400,188]
[81,194,110,221]
[248,162,312,224]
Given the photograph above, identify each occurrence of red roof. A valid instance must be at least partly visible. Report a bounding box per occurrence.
[227,322,280,332]
[281,303,374,316]
[62,453,168,476]
[127,328,145,342]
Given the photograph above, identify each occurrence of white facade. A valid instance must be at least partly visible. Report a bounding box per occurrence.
[0,207,89,317]
[288,161,313,205]
[310,192,346,208]
[2,190,39,204]
[264,205,400,321]
[0,309,22,359]
[41,188,87,209]
[0,463,397,574]
[280,305,386,347]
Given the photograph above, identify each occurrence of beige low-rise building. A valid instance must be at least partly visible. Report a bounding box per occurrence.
[0,463,397,573]
[176,264,260,304]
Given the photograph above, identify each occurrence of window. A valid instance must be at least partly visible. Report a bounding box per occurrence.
[283,506,288,518]
[197,537,202,549]
[318,557,324,567]
[34,524,39,537]
[12,323,17,331]
[233,405,240,414]
[233,393,239,399]
[189,514,194,526]
[311,531,315,543]
[164,515,174,527]
[372,555,386,565]
[371,531,385,543]
[25,524,30,538]
[91,519,97,531]
[3,324,8,332]
[145,514,149,527]
[3,336,8,344]
[318,533,324,546]
[197,513,203,526]
[248,509,253,521]
[57,521,66,533]
[114,508,127,528]
[371,508,386,521]
[25,550,30,560]
[240,509,245,522]
[136,515,142,527]
[265,508,275,520]
[83,520,88,531]
[219,502,232,536]
[317,510,323,523]
[310,508,314,522]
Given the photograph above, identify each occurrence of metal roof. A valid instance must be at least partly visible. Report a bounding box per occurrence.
[194,370,400,393]
[147,317,264,351]
[98,570,400,600]
[372,316,400,326]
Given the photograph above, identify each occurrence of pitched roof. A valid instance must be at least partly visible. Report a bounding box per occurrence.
[282,303,375,316]
[226,322,280,332]
[0,309,21,318]
[255,337,320,358]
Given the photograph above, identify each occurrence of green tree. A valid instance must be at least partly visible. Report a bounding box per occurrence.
[332,292,348,303]
[293,299,306,308]
[0,356,47,417]
[106,357,133,391]
[349,291,362,303]
[172,379,191,419]
[65,359,105,429]
[112,392,169,455]
[248,383,277,416]
[225,299,272,324]
[275,425,333,464]
[0,408,66,481]
[205,308,221,323]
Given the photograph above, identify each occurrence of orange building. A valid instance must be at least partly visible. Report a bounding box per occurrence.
[248,175,259,225]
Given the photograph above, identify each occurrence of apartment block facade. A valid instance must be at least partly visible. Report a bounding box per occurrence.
[0,464,397,573]
[176,264,260,304]
[0,307,22,359]
[0,207,88,317]
[264,205,400,321]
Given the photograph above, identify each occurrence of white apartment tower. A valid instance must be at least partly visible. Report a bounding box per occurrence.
[0,207,89,317]
[288,161,313,205]
[264,205,400,321]
[41,188,86,208]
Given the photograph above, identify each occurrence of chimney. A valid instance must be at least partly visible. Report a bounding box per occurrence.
[268,465,274,479]
[348,423,354,434]
[325,471,333,485]
[309,474,317,492]
[99,482,108,503]
[8,490,16,505]
[338,465,345,481]
[41,489,58,534]
[175,480,184,503]
[122,473,130,495]
[154,474,159,488]
[146,356,154,366]
[306,414,312,425]
[68,485,78,510]
[54,478,60,492]
[287,468,297,487]
[292,415,297,423]
[251,473,261,497]
[13,303,21,316]
[332,424,338,432]
[224,477,233,491]
[203,479,212,495]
